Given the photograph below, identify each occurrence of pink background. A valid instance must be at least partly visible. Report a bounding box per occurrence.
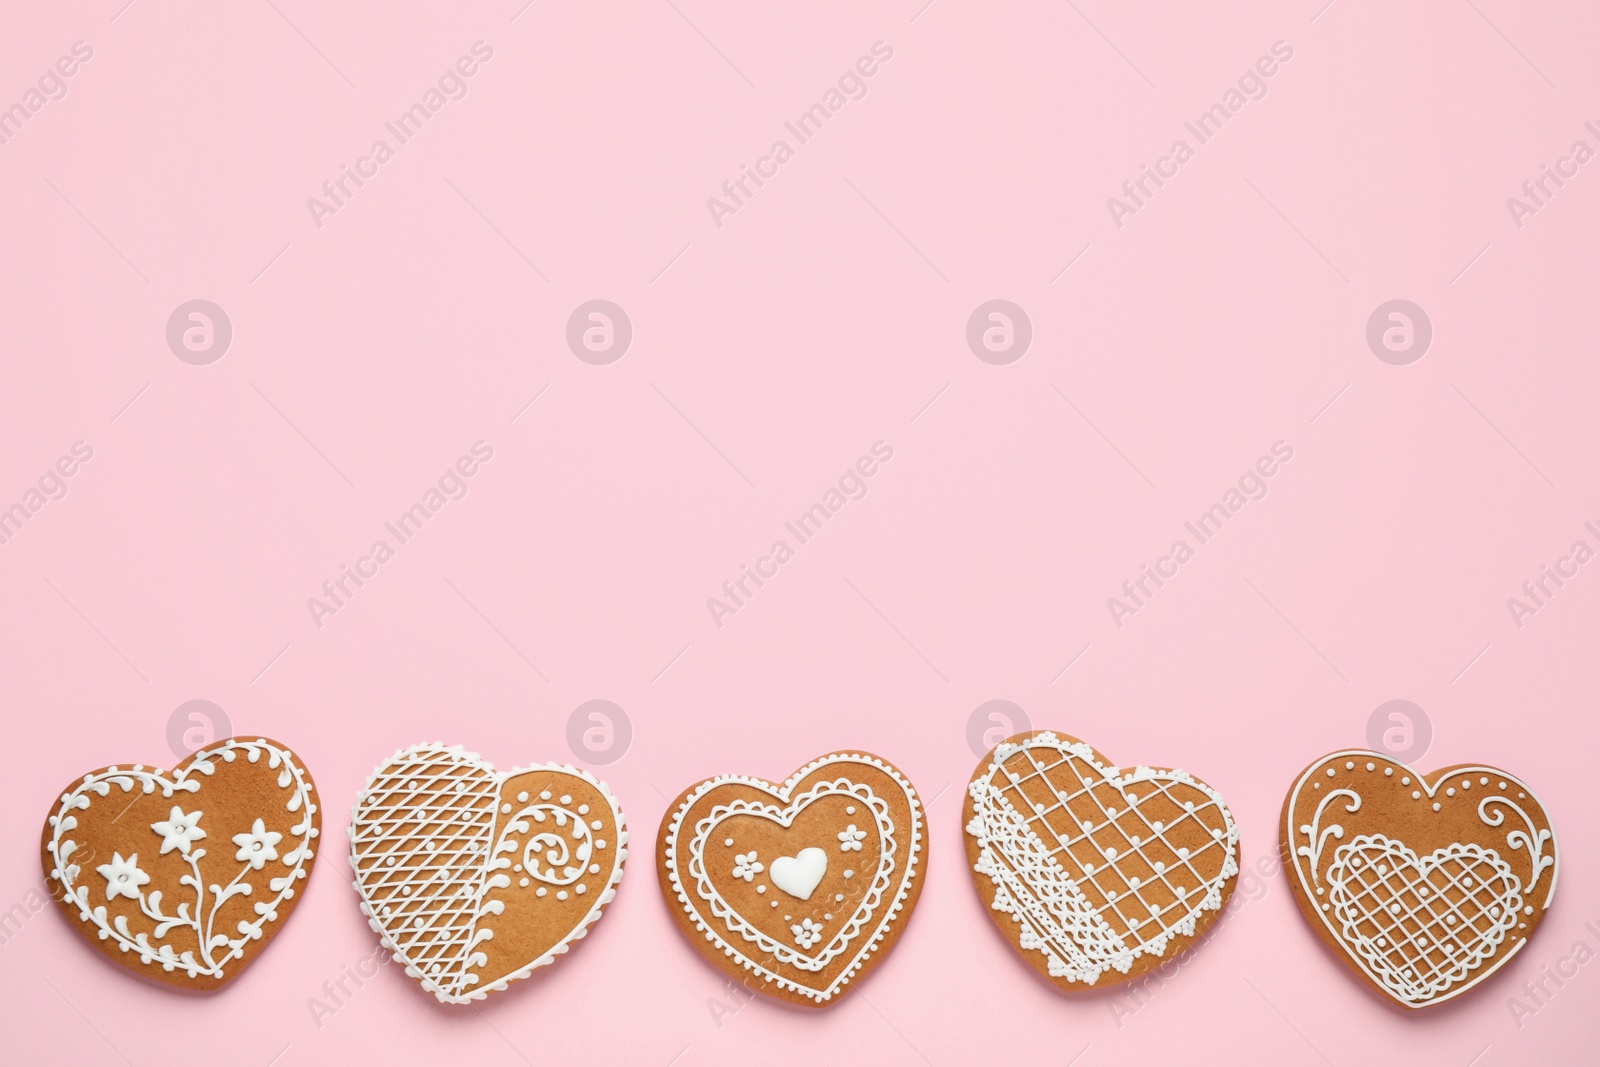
[3,2,1598,1064]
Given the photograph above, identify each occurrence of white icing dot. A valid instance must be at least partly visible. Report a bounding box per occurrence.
[591,820,602,830]
[1384,768,1393,776]
[844,870,854,879]
[1104,847,1119,860]
[835,894,844,902]
[501,803,512,814]
[1326,769,1336,778]
[1129,877,1141,888]
[540,791,551,800]
[1446,788,1456,797]
[1176,848,1189,860]
[1107,890,1117,900]
[596,839,606,849]
[1365,763,1375,771]
[1480,777,1489,786]
[1345,761,1355,770]
[1152,821,1163,832]
[556,891,568,901]
[1500,781,1508,790]
[576,884,586,895]
[519,877,529,887]
[771,901,778,908]
[518,791,529,802]
[724,838,734,847]
[757,885,767,894]
[1432,802,1441,812]
[846,806,856,814]
[1461,779,1471,790]
[386,856,397,866]
[1107,806,1118,817]
[1401,777,1411,785]
[536,887,547,897]
[454,782,465,793]
[1153,862,1165,873]
[578,804,589,815]
[589,864,600,874]
[1130,835,1142,846]
[560,795,572,805]
[1525,906,1534,915]
[824,913,832,920]
[1412,791,1421,800]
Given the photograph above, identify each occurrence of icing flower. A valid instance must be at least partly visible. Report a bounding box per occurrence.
[150,806,206,855]
[732,851,764,881]
[232,819,283,869]
[792,917,823,949]
[837,824,866,852]
[97,852,150,902]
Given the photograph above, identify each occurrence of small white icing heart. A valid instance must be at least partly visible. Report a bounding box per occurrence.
[769,847,827,900]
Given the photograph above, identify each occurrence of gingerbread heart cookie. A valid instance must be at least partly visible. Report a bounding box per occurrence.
[657,752,925,1006]
[41,736,320,990]
[964,731,1240,988]
[1282,750,1557,1009]
[349,744,628,1004]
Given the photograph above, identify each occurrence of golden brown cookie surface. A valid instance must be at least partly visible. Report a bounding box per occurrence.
[963,731,1240,989]
[656,751,925,1006]
[349,744,627,1004]
[41,736,320,991]
[1281,750,1557,1009]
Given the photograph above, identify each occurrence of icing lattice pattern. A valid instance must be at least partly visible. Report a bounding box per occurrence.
[350,745,500,998]
[967,733,1239,984]
[1326,835,1521,1006]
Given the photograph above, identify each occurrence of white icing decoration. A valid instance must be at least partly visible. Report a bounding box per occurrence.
[769,848,827,900]
[792,917,824,949]
[1326,836,1521,1004]
[44,738,318,981]
[347,744,628,1004]
[662,753,923,1004]
[964,732,1239,985]
[837,824,867,852]
[731,851,764,881]
[1285,750,1560,1008]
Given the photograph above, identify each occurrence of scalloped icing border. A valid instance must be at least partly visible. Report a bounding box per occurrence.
[662,751,924,1004]
[347,742,630,1004]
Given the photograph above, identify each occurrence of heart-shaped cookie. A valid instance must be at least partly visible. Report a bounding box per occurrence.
[963,731,1240,988]
[349,744,628,1003]
[40,736,320,990]
[1281,750,1557,1008]
[657,752,925,1006]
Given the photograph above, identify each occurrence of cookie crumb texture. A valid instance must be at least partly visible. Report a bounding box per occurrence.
[349,744,628,1004]
[1281,750,1557,1009]
[40,736,320,991]
[964,731,1241,989]
[657,751,925,1006]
